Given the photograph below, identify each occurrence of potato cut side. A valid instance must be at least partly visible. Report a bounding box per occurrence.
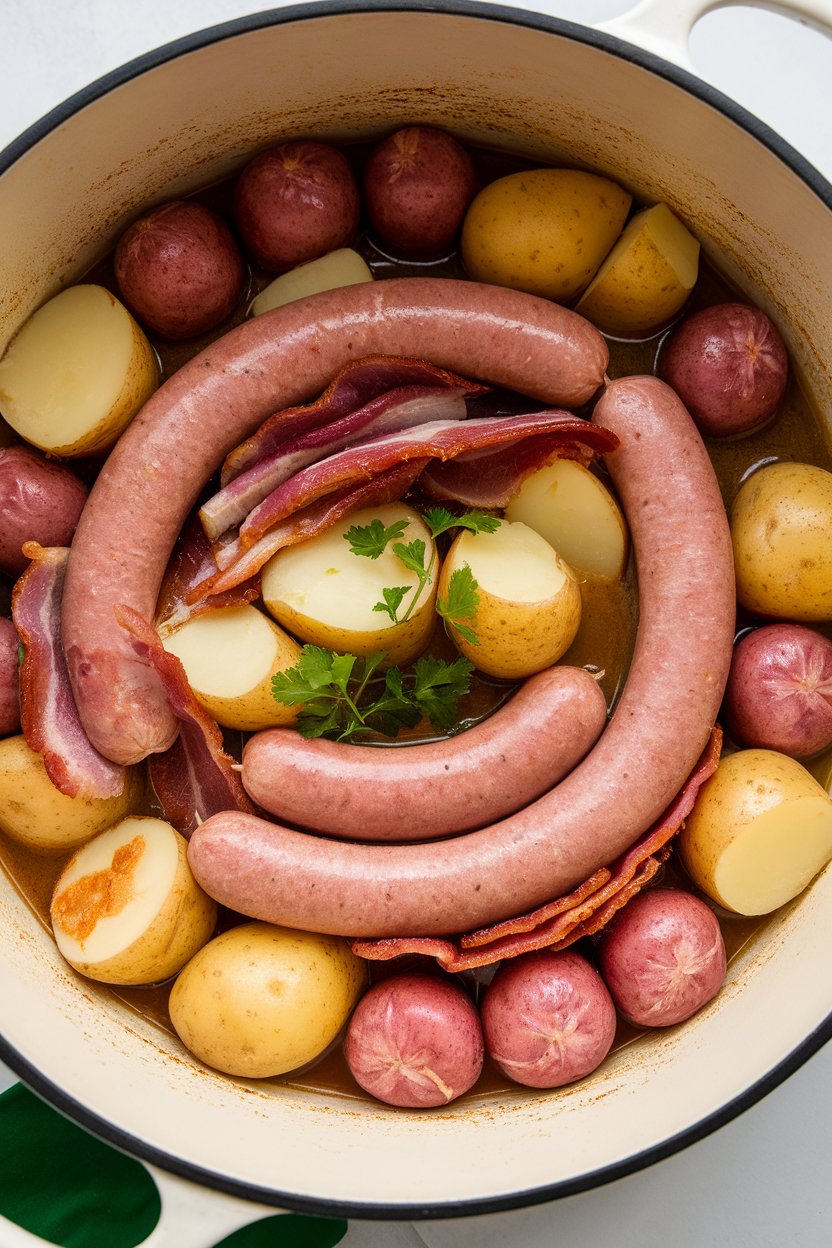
[440,521,581,679]
[0,284,158,456]
[250,248,373,315]
[679,749,832,915]
[50,816,216,984]
[262,503,438,667]
[504,459,628,580]
[163,603,302,731]
[0,735,144,851]
[575,203,700,335]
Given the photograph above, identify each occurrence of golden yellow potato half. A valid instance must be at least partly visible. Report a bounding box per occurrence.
[262,503,438,667]
[169,922,367,1078]
[460,168,631,302]
[162,603,301,731]
[0,735,145,851]
[575,203,700,335]
[0,285,159,456]
[250,249,373,315]
[50,816,216,985]
[679,750,832,916]
[504,458,628,580]
[731,461,832,621]
[440,521,581,679]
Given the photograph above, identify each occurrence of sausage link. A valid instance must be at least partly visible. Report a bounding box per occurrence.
[187,377,736,936]
[61,278,608,765]
[242,666,607,842]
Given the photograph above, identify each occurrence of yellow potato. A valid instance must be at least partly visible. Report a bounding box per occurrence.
[679,749,832,915]
[731,461,832,621]
[460,168,631,302]
[439,521,581,679]
[168,922,367,1078]
[504,458,628,580]
[262,503,438,667]
[575,203,700,335]
[0,284,158,456]
[0,735,144,851]
[162,603,301,731]
[50,816,216,985]
[250,248,373,315]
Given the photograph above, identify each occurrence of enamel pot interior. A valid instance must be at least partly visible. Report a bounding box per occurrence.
[1,0,832,1221]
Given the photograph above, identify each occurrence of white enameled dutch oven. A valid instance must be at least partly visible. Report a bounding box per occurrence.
[2,0,832,1241]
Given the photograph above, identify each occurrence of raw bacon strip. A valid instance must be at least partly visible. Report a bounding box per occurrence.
[201,384,472,542]
[12,544,126,799]
[351,728,722,971]
[419,433,601,509]
[115,604,255,834]
[222,354,489,486]
[185,459,429,605]
[240,414,619,550]
[156,512,260,636]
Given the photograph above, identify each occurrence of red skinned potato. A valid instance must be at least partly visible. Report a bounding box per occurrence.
[660,302,788,438]
[0,446,88,576]
[0,617,20,737]
[598,888,726,1026]
[344,973,483,1107]
[363,127,476,254]
[233,141,360,272]
[726,623,832,758]
[114,201,245,341]
[481,950,616,1088]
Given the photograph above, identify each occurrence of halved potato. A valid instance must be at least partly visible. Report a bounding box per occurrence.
[575,203,700,335]
[504,459,628,580]
[250,248,373,315]
[0,284,158,456]
[50,816,216,985]
[262,503,438,667]
[0,735,144,851]
[162,603,302,731]
[440,521,581,679]
[679,749,832,915]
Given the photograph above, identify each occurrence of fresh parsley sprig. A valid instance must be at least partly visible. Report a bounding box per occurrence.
[422,507,501,540]
[271,645,475,741]
[436,564,481,646]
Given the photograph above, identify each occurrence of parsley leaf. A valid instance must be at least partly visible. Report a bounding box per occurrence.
[436,564,481,646]
[343,517,409,560]
[372,585,411,623]
[423,507,501,539]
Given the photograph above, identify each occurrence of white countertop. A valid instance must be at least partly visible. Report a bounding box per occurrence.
[1,2,831,1245]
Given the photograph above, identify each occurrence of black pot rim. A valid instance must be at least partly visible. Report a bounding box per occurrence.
[2,0,831,1224]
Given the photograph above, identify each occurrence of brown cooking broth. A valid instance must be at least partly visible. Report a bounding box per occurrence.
[1,140,829,1105]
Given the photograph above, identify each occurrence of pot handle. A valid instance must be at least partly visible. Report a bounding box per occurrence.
[595,0,832,72]
[134,1164,284,1248]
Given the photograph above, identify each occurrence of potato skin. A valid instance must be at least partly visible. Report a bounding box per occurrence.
[598,889,726,1026]
[726,624,832,758]
[731,461,832,620]
[482,950,616,1088]
[0,617,20,737]
[233,141,360,272]
[115,201,246,341]
[660,303,788,438]
[169,922,366,1078]
[0,446,88,575]
[363,127,476,254]
[461,168,631,302]
[345,973,483,1107]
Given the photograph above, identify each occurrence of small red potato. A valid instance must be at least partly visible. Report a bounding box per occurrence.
[114,201,245,340]
[363,127,476,254]
[0,446,88,576]
[598,888,726,1027]
[233,140,360,272]
[344,973,484,1107]
[481,949,616,1088]
[726,623,832,758]
[0,617,20,737]
[660,302,788,438]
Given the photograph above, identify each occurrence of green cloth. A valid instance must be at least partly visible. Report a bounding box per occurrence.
[0,1083,347,1248]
